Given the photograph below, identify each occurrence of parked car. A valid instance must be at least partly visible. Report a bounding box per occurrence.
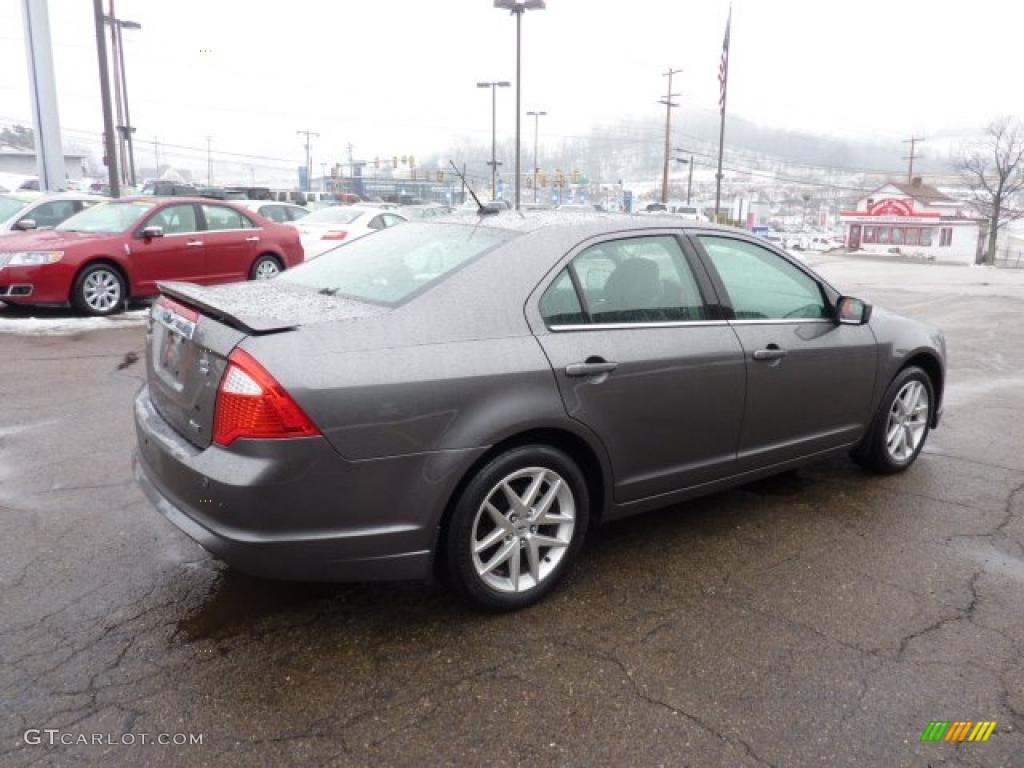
[294,206,407,259]
[139,179,199,197]
[0,197,302,315]
[235,200,310,224]
[132,212,946,611]
[399,203,452,220]
[0,192,105,235]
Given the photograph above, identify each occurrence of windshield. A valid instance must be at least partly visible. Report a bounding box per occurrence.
[56,201,157,233]
[301,207,363,225]
[0,196,30,221]
[279,222,514,305]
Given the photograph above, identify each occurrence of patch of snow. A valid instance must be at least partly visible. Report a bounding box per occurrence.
[0,304,148,336]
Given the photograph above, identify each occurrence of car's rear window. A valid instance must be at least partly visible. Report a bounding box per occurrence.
[279,222,514,305]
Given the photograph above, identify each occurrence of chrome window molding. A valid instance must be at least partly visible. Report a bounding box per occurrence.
[550,320,728,332]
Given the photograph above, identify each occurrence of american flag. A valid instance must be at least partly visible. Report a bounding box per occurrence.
[718,7,731,112]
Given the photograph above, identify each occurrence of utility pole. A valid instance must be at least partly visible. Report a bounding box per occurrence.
[659,68,682,204]
[205,136,212,184]
[527,110,546,203]
[152,136,159,173]
[296,129,319,192]
[903,136,925,182]
[92,0,119,197]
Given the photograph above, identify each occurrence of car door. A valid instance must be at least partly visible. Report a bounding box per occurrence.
[532,232,746,504]
[131,203,205,294]
[691,233,877,470]
[200,203,261,283]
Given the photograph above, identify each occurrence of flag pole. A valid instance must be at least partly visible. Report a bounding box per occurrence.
[714,5,731,224]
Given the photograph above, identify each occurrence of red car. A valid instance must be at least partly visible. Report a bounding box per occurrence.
[0,197,303,315]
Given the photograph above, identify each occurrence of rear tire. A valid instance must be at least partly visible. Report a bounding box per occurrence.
[854,366,934,474]
[72,263,126,316]
[445,445,589,611]
[250,254,282,280]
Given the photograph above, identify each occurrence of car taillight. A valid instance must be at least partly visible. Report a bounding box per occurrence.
[321,230,348,240]
[213,348,320,446]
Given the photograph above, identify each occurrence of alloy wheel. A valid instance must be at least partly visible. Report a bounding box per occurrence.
[254,259,280,279]
[470,467,576,593]
[82,269,122,313]
[884,380,929,462]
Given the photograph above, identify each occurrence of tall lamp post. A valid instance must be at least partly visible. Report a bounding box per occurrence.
[494,0,545,211]
[526,110,546,203]
[477,80,510,200]
[674,148,695,205]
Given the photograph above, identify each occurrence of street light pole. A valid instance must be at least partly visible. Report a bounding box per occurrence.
[494,0,545,211]
[91,0,119,197]
[527,110,546,203]
[477,81,509,200]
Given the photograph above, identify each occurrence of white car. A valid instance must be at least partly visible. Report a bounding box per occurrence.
[234,200,310,225]
[0,191,106,235]
[294,206,407,259]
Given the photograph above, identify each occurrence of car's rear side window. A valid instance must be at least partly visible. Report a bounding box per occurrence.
[539,270,585,325]
[542,235,707,326]
[278,223,514,305]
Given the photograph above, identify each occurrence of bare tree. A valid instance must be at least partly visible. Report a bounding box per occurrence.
[956,117,1024,264]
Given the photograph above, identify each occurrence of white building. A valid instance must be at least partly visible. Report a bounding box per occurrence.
[840,179,982,265]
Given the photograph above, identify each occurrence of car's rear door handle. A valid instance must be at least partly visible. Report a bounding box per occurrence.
[752,344,787,361]
[185,240,203,247]
[566,360,618,377]
[245,236,259,242]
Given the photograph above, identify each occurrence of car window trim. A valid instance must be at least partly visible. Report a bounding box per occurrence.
[537,230,719,332]
[687,231,838,322]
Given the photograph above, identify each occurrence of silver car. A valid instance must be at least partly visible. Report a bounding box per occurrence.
[0,191,105,234]
[133,213,946,610]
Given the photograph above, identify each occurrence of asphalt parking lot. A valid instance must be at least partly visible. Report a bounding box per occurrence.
[1,254,1022,768]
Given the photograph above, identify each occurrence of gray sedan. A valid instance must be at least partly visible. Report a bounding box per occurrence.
[133,213,946,610]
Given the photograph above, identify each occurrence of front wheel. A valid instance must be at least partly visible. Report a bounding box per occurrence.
[445,445,590,611]
[854,366,934,474]
[72,264,125,316]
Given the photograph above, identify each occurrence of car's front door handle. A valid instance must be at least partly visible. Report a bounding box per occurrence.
[752,345,787,361]
[185,240,203,247]
[565,360,618,377]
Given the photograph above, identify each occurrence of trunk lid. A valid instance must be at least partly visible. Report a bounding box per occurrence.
[146,280,386,449]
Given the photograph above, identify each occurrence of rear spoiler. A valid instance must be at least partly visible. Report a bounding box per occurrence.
[155,281,298,335]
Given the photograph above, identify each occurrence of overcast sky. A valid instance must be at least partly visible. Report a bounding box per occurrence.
[2,0,1023,177]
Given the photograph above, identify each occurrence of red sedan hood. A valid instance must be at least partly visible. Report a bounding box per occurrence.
[0,228,125,251]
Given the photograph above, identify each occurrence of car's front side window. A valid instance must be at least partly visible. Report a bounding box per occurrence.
[559,235,707,324]
[698,236,828,320]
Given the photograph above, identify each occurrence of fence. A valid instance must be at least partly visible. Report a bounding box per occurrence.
[993,249,1024,269]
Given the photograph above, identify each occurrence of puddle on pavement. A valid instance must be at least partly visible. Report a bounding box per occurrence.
[177,570,340,642]
[959,540,1024,581]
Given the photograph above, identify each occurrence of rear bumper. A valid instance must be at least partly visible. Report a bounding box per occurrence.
[133,387,485,581]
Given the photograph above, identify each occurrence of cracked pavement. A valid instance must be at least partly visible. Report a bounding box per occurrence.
[1,255,1022,767]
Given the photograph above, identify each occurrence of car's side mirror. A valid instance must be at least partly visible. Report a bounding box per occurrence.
[140,225,164,240]
[837,295,872,325]
[15,218,37,231]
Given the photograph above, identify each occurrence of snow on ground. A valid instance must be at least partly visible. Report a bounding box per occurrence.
[805,252,1024,302]
[0,302,148,335]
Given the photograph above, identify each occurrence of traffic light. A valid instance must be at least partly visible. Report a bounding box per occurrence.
[408,155,415,168]
[374,157,380,170]
[538,170,547,187]
[392,156,398,169]
[572,169,580,184]
[436,170,445,182]
[401,155,408,165]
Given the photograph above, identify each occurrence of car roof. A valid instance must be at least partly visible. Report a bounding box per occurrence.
[431,209,736,237]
